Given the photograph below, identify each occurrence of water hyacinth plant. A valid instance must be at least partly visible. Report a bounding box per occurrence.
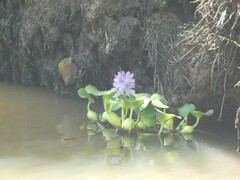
[78,71,213,135]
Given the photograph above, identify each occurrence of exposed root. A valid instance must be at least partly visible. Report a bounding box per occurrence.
[217,71,227,122]
[235,107,240,153]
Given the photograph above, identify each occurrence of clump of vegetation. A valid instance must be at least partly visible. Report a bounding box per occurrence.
[78,71,213,135]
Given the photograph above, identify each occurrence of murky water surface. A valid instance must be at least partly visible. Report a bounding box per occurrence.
[0,82,240,180]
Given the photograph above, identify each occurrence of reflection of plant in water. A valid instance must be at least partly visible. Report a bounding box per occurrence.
[78,71,213,135]
[84,129,199,166]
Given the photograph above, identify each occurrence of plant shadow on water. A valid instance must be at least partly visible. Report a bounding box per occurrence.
[63,129,202,167]
[60,124,240,179]
[104,132,198,166]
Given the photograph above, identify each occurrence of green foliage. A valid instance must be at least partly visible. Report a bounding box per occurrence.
[78,85,214,135]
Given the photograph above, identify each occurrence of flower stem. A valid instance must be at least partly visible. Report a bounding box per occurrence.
[87,102,91,111]
[103,98,107,110]
[136,114,141,124]
[121,99,125,122]
[129,108,134,119]
[193,118,200,128]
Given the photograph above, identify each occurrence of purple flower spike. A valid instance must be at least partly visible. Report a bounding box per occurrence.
[113,71,135,98]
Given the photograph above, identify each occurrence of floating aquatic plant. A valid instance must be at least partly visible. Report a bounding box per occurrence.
[78,71,213,135]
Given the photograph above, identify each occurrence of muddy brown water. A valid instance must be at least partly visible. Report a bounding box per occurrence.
[0,82,240,180]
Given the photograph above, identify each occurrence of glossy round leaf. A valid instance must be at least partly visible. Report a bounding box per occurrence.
[78,88,94,103]
[133,93,151,101]
[151,94,168,105]
[140,99,151,111]
[204,109,214,116]
[191,110,204,120]
[85,85,101,96]
[177,103,196,117]
[86,85,116,96]
[152,99,169,109]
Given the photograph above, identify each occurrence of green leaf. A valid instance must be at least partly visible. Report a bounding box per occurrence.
[177,103,196,117]
[191,109,214,120]
[111,104,121,111]
[85,85,101,96]
[175,117,188,131]
[122,95,142,110]
[106,111,122,128]
[138,93,169,110]
[191,110,204,120]
[151,99,169,109]
[133,93,151,101]
[190,109,214,128]
[204,109,214,116]
[141,116,156,128]
[78,88,88,98]
[164,118,174,130]
[78,88,94,103]
[156,109,181,123]
[86,85,116,97]
[100,88,116,96]
[151,94,168,105]
[140,99,151,111]
[132,93,151,111]
[156,109,181,135]
[139,105,156,118]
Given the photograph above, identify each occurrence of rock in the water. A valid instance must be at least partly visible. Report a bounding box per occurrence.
[58,58,77,85]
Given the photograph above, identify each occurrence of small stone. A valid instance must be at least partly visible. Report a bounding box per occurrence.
[58,57,77,85]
